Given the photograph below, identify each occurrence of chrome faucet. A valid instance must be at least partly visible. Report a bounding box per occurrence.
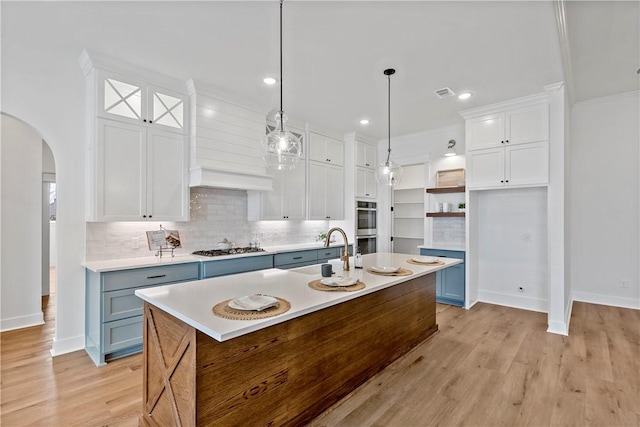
[325,227,350,271]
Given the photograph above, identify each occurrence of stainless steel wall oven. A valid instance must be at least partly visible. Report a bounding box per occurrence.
[355,201,377,254]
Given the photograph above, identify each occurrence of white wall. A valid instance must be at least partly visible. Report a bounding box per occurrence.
[570,91,639,309]
[2,28,87,354]
[1,115,45,331]
[476,187,549,312]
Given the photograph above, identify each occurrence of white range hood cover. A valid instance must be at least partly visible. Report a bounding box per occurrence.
[187,79,273,192]
[189,167,273,192]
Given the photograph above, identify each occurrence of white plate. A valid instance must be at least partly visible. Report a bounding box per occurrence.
[370,266,400,273]
[229,295,278,311]
[320,277,358,287]
[412,256,439,264]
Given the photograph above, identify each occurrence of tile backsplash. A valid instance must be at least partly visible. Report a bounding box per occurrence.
[86,187,333,261]
[431,217,465,245]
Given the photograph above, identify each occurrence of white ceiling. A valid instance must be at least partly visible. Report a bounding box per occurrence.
[2,1,638,140]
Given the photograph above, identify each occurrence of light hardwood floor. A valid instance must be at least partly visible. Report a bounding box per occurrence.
[1,288,638,426]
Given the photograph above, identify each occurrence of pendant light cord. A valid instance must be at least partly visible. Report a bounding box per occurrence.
[279,0,284,132]
[386,71,391,164]
[384,69,395,165]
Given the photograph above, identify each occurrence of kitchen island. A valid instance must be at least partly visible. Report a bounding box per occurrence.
[135,252,461,426]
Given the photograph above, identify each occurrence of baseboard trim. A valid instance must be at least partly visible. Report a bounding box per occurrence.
[572,291,640,310]
[0,312,45,332]
[50,335,85,357]
[477,290,548,313]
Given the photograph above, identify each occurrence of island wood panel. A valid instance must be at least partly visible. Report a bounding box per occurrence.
[141,273,437,426]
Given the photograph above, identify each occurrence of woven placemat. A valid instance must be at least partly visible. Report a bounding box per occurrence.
[308,279,366,292]
[366,267,413,276]
[212,296,291,320]
[406,259,445,267]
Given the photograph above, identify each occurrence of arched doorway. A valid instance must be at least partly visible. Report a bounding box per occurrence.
[1,113,57,331]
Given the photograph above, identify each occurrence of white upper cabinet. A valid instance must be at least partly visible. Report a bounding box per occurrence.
[309,132,344,166]
[259,165,306,220]
[356,140,377,169]
[466,104,548,151]
[308,162,344,220]
[462,97,549,190]
[355,140,377,200]
[355,167,377,199]
[97,70,187,135]
[81,52,189,221]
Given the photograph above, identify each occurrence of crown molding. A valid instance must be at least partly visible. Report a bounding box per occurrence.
[554,0,576,106]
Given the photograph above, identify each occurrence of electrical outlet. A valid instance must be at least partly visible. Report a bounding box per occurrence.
[132,237,139,249]
[620,280,629,288]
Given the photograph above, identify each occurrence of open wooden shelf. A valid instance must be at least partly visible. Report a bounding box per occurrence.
[426,186,465,194]
[426,212,466,218]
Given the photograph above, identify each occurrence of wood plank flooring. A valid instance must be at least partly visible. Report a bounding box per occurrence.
[1,287,638,426]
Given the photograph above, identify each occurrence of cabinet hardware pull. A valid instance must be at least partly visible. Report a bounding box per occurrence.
[365,163,369,166]
[142,215,147,218]
[143,119,147,123]
[148,215,152,218]
[293,256,303,260]
[505,139,509,143]
[149,120,153,123]
[501,140,504,144]
[147,274,167,279]
[500,180,504,183]
[505,180,509,183]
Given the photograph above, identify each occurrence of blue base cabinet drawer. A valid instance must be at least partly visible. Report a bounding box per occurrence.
[102,316,143,354]
[274,250,318,268]
[201,255,273,279]
[420,248,465,307]
[102,262,199,291]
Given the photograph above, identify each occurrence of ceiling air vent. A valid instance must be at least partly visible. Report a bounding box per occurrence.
[434,87,455,99]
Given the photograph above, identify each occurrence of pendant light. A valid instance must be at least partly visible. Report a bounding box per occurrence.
[376,68,403,186]
[263,0,302,170]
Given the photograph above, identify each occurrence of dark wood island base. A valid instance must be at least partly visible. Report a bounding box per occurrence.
[141,273,437,426]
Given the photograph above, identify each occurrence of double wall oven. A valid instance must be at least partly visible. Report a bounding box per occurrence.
[355,201,377,254]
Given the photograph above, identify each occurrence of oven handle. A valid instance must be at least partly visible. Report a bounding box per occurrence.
[356,234,377,238]
[356,208,377,211]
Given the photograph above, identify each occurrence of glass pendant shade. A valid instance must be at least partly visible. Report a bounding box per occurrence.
[376,154,404,186]
[263,112,302,170]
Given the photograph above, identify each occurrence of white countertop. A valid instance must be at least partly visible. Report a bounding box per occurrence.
[83,242,350,272]
[135,252,462,342]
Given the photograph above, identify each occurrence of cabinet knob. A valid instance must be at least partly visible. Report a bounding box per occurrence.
[149,120,153,124]
[365,163,370,167]
[148,215,152,218]
[505,139,509,143]
[143,119,147,123]
[142,215,147,218]
[505,180,509,183]
[500,180,504,183]
[501,140,504,144]
[365,193,370,196]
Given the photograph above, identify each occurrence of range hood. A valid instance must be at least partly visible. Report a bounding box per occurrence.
[189,167,273,192]
[187,79,273,192]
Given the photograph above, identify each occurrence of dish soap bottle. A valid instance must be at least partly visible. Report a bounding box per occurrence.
[355,250,363,269]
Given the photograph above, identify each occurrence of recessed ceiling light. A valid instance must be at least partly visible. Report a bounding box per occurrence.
[458,92,472,100]
[263,77,277,85]
[359,119,370,125]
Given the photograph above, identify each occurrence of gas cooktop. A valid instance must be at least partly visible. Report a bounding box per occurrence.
[192,247,266,257]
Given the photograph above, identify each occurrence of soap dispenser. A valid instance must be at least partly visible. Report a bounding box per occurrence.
[355,249,363,269]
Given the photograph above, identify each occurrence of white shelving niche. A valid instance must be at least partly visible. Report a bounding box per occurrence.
[392,164,426,255]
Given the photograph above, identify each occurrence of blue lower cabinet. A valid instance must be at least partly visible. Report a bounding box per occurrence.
[420,248,465,307]
[85,262,200,366]
[201,254,274,279]
[275,246,354,269]
[274,250,318,269]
